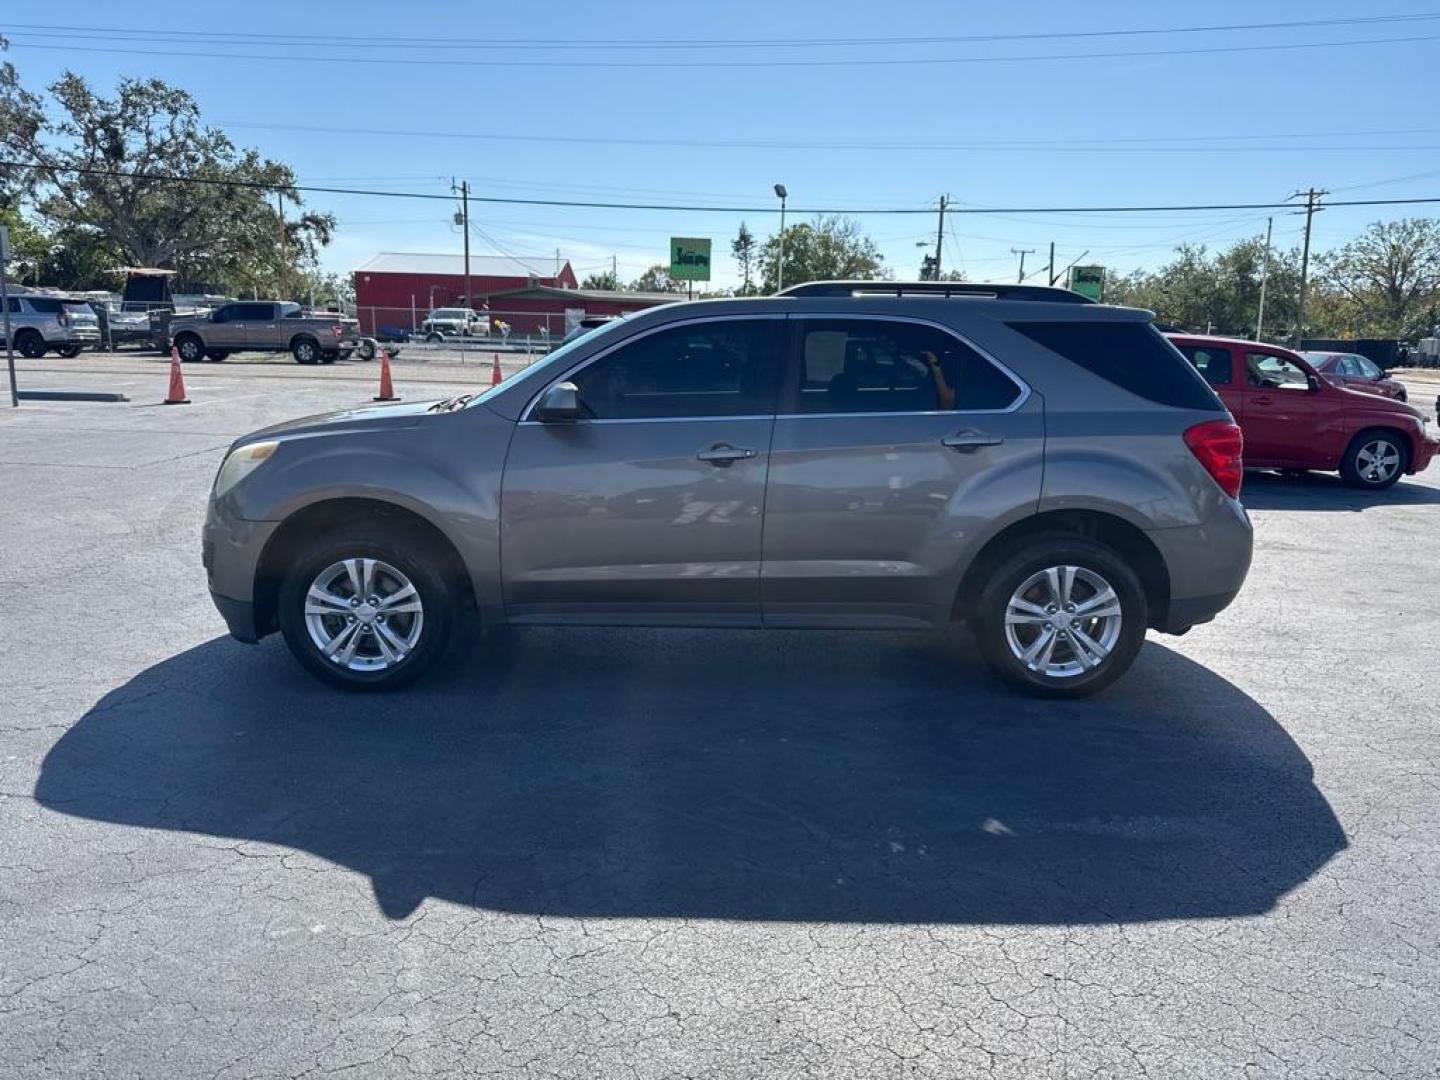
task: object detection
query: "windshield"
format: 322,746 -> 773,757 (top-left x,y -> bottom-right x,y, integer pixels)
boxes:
462,314 -> 632,409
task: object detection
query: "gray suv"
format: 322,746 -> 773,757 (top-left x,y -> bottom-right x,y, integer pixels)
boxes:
204,283 -> 1252,697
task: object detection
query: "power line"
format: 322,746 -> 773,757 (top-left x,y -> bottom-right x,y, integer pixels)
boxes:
217,119 -> 1440,155
4,32 -> 1439,69
7,160 -> 1440,217
5,12 -> 1437,49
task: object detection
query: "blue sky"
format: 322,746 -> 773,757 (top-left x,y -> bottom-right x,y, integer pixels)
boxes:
4,1 -> 1440,289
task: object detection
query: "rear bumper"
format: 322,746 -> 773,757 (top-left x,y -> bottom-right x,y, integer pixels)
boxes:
1147,496 -> 1253,633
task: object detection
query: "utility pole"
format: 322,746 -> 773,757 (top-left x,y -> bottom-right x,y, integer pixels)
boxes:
1255,216 -> 1273,341
933,195 -> 947,279
454,180 -> 471,310
1047,241 -> 1056,286
611,254 -> 618,290
1290,188 -> 1326,347
276,191 -> 287,300
1011,247 -> 1035,284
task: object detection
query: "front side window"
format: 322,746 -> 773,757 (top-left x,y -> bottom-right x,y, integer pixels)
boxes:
567,319 -> 779,420
211,305 -> 238,323
1177,345 -> 1234,387
1353,355 -> 1382,379
790,319 -> 1021,414
1245,352 -> 1311,391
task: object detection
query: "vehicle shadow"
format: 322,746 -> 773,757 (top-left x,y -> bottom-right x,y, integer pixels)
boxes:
36,628 -> 1345,924
1241,468 -> 1440,511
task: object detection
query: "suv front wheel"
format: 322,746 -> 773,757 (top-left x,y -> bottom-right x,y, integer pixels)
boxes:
976,537 -> 1147,698
277,528 -> 456,690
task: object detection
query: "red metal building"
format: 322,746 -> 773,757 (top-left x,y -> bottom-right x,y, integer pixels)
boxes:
352,252 -> 579,335
475,284 -> 678,339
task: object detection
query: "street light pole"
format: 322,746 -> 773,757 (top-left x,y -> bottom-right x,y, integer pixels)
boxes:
774,183 -> 788,292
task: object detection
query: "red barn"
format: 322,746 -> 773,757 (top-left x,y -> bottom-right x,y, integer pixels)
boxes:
352,252 -> 578,335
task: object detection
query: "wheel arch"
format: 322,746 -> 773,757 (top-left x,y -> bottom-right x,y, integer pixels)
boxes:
955,509 -> 1171,630
289,332 -> 321,353
252,497 -> 473,639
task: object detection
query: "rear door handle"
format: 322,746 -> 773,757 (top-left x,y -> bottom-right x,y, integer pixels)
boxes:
696,444 -> 757,466
941,430 -> 1004,452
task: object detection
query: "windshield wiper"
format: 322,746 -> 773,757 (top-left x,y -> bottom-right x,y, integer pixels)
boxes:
427,392 -> 478,413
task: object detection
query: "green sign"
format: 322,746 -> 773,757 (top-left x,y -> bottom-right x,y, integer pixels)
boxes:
1069,265 -> 1105,302
669,237 -> 712,282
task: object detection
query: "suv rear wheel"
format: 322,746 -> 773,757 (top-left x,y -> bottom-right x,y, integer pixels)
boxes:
976,537 -> 1147,698
1341,429 -> 1408,490
277,527 -> 455,690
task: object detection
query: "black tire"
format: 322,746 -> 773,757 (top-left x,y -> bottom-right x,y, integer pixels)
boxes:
204,349 -> 228,362
1340,428 -> 1409,490
291,337 -> 321,365
425,332 -> 444,344
277,526 -> 456,691
57,344 -> 83,358
175,334 -> 205,363
357,340 -> 377,361
319,351 -> 338,365
15,329 -> 47,359
975,536 -> 1148,698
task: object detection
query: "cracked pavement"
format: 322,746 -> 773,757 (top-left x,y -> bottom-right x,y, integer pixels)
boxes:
1,360 -> 1437,1078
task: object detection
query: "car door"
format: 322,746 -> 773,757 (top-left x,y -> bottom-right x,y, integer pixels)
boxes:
499,315 -> 783,624
242,303 -> 282,349
207,304 -> 247,348
1238,349 -> 1332,466
761,315 -> 1043,629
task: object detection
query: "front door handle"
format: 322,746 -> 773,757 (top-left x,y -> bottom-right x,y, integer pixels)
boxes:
941,430 -> 1004,452
697,444 -> 757,466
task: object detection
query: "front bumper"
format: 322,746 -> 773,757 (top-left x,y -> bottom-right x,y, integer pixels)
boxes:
1410,433 -> 1439,474
203,497 -> 278,641
210,591 -> 260,643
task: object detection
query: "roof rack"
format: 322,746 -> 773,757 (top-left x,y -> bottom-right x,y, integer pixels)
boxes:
775,280 -> 1094,304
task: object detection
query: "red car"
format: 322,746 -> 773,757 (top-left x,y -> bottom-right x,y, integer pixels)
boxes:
1300,350 -> 1408,402
1168,334 -> 1436,490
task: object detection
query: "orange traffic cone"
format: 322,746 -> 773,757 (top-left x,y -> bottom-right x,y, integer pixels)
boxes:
491,353 -> 503,386
164,346 -> 190,405
373,352 -> 399,402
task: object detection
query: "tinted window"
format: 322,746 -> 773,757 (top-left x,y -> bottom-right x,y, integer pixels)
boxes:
25,297 -> 63,314
211,305 -> 238,323
569,320 -> 779,420
1176,345 -> 1234,387
239,303 -> 277,320
790,318 -> 1021,414
1009,321 -> 1221,410
1245,351 -> 1311,391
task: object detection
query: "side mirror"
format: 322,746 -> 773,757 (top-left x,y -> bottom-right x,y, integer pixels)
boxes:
534,381 -> 581,423
1306,374 -> 1322,392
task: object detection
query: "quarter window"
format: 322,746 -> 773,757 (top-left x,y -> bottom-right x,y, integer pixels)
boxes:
789,319 -> 1021,414
566,319 -> 780,420
1177,345 -> 1234,387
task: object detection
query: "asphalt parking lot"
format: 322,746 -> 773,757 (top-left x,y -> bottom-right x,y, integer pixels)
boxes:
2,356 -> 1438,1078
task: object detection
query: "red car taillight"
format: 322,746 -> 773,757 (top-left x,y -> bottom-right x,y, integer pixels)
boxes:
331,324 -> 344,338
1184,420 -> 1244,499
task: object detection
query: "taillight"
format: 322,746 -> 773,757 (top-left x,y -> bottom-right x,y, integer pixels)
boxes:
1184,420 -> 1244,499
331,323 -> 344,338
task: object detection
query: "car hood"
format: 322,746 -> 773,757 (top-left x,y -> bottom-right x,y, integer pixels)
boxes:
234,400 -> 446,447
1334,384 -> 1423,418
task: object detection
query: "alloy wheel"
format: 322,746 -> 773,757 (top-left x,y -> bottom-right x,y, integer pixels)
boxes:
1003,565 -> 1123,679
303,558 -> 425,672
1355,439 -> 1401,484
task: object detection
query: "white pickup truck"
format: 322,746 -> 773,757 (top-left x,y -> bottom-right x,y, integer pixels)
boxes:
169,301 -> 361,365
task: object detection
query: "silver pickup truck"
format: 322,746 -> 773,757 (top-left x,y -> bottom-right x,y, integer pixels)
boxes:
169,301 -> 361,365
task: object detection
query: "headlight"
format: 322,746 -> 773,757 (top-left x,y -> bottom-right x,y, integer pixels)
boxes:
214,440 -> 278,497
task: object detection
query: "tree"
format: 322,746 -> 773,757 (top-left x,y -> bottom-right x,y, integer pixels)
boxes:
918,253 -> 965,282
1316,218 -> 1440,338
731,221 -> 758,295
581,270 -> 618,290
0,68 -> 334,294
630,264 -> 686,293
758,215 -> 885,292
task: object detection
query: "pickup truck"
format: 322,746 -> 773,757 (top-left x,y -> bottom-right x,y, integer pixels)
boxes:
169,301 -> 361,365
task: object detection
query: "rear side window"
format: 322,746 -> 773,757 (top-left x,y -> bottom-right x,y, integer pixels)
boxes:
1175,345 -> 1234,387
790,318 -> 1022,414
25,297 -> 63,314
1008,321 -> 1222,410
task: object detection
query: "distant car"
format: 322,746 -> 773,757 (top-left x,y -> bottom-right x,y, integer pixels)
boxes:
83,297 -> 153,348
1170,334 -> 1436,489
1,293 -> 102,357
169,301 -> 361,365
1301,351 -> 1408,402
420,308 -> 487,340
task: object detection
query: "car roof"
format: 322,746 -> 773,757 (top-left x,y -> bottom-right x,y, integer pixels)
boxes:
1166,332 -> 1296,351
